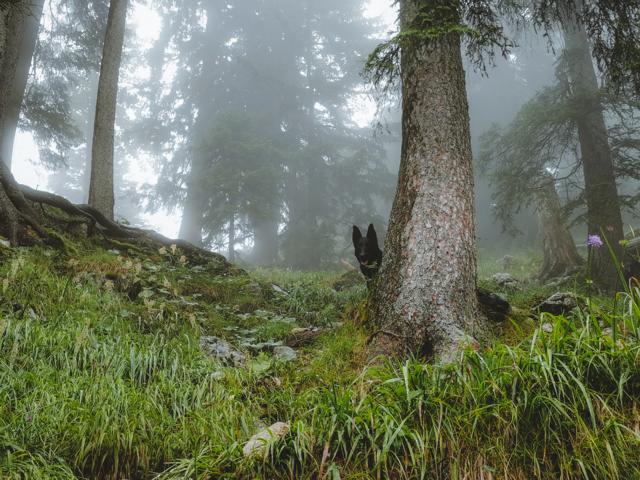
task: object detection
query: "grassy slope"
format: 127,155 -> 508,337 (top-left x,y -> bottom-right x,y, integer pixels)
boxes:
1,242 -> 639,479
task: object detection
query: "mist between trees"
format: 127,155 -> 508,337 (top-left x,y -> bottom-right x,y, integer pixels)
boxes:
1,0 -> 638,276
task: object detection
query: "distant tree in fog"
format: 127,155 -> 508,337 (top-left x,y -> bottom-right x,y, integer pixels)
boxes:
144,0 -> 393,266
479,70 -> 640,285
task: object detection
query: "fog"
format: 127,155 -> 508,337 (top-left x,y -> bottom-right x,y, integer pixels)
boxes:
9,0 -> 639,268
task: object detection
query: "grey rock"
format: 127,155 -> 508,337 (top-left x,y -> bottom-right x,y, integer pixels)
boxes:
243,422 -> 289,457
542,323 -> 554,333
271,284 -> 287,295
199,336 -> 246,366
535,292 -> 578,316
273,345 -> 297,362
491,272 -> 519,289
242,282 -> 262,295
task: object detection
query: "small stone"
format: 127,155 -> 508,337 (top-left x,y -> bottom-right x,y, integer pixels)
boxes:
602,327 -> 613,337
491,273 -> 519,289
535,292 -> 578,316
243,422 -> 289,457
242,282 -> 262,295
199,336 -> 246,366
542,323 -> 554,333
108,249 -> 121,255
273,345 -> 297,362
271,284 -> 287,295
0,239 -> 10,248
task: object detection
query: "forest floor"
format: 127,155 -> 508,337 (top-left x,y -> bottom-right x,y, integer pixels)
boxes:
1,236 -> 640,479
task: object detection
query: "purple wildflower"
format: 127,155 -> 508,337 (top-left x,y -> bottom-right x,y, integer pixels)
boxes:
587,234 -> 604,248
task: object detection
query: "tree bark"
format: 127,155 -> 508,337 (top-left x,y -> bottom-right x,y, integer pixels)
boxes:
369,0 -> 487,361
0,2 -> 23,166
561,9 -> 625,292
0,0 -> 44,169
88,0 -> 128,221
535,173 -> 583,282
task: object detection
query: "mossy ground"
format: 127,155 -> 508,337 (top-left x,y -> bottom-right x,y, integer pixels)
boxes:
1,241 -> 639,479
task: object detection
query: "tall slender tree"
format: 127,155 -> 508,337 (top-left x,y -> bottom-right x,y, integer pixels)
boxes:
88,0 -> 128,220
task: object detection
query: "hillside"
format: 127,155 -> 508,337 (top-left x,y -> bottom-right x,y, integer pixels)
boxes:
1,237 -> 640,479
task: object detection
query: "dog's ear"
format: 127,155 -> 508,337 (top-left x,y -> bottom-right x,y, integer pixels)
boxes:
366,224 -> 379,247
352,225 -> 362,246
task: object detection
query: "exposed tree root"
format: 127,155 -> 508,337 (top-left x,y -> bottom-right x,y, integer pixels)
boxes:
0,158 -> 228,265
0,160 -> 62,247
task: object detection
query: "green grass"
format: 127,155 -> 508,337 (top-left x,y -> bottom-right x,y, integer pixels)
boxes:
1,245 -> 640,479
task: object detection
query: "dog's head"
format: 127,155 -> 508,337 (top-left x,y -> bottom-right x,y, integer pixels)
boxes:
352,224 -> 382,278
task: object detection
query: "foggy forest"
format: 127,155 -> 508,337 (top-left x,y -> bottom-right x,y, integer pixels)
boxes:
1,0 -> 640,478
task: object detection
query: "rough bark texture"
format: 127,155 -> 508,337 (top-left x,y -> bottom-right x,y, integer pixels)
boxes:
369,0 -> 486,361
88,0 -> 128,221
0,0 -> 43,168
535,174 -> 584,282
0,3 -> 53,246
0,2 -> 22,166
561,10 -> 624,292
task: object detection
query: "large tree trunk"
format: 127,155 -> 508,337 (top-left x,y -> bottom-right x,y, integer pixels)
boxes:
0,2 -> 23,164
561,9 -> 625,292
0,0 -> 44,169
88,0 -> 128,220
369,0 -> 487,361
0,2 -> 50,245
535,173 -> 584,282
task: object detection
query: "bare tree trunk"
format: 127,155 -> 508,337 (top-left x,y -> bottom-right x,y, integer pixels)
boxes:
179,153 -> 206,246
535,174 -> 583,282
88,0 -> 128,221
228,212 -> 235,262
0,0 -> 43,168
370,0 -> 487,361
561,9 -> 624,292
251,213 -> 279,265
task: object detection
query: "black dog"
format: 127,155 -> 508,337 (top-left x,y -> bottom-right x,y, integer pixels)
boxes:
352,224 -> 383,279
351,224 -> 510,321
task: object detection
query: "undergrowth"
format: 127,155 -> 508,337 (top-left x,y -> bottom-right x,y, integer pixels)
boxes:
1,243 -> 639,479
